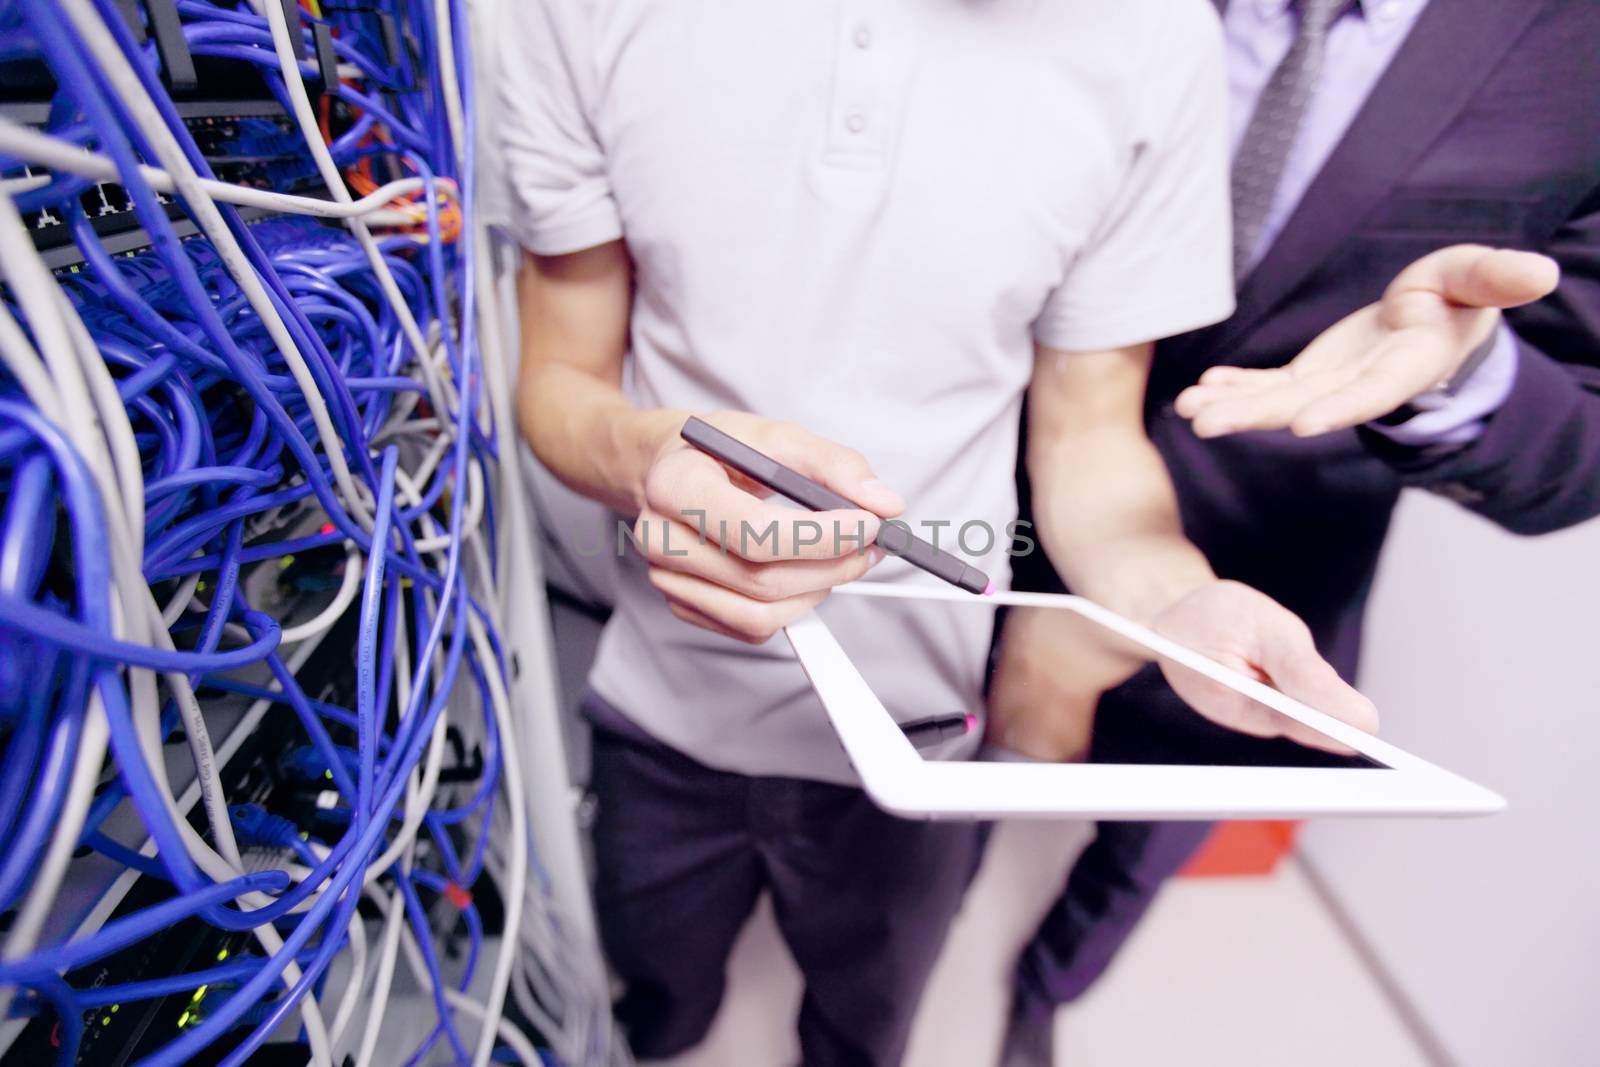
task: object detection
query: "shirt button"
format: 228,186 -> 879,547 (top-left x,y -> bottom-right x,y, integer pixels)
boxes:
853,24 -> 872,48
845,113 -> 866,134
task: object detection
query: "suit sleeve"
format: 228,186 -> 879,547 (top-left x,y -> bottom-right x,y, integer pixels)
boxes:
1363,186 -> 1600,535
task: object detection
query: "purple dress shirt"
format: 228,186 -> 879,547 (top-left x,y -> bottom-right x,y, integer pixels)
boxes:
1226,0 -> 1517,445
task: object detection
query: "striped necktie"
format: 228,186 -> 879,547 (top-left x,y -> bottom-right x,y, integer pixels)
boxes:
1231,0 -> 1352,278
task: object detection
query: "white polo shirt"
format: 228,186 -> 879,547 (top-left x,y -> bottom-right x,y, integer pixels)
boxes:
498,0 -> 1235,784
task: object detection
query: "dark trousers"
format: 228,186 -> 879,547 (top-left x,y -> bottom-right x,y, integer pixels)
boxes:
1010,664 -> 1355,1012
584,691 -> 985,1066
1013,819 -> 1211,1013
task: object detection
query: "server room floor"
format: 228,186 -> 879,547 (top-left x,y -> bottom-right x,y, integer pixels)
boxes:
652,820 -> 1431,1067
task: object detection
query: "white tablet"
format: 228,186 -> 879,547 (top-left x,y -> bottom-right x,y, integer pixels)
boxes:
784,583 -> 1505,820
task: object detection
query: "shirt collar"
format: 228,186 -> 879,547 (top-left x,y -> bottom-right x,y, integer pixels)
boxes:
1354,0 -> 1430,43
1249,0 -> 1428,41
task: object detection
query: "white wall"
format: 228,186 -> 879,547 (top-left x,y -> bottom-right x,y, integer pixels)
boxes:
1300,492 -> 1600,1067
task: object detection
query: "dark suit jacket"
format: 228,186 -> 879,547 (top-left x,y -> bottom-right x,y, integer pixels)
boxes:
1015,0 -> 1600,764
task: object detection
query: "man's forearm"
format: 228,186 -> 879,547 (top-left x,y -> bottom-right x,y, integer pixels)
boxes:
1008,350 -> 1377,748
1029,425 -> 1214,626
513,242 -> 682,515
1025,343 -> 1214,626
517,361 -> 681,515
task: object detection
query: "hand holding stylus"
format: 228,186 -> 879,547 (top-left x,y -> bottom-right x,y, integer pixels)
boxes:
637,412 -> 900,643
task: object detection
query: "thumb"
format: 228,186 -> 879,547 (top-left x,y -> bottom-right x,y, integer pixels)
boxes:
770,425 -> 906,518
1255,615 -> 1380,737
1388,245 -> 1559,311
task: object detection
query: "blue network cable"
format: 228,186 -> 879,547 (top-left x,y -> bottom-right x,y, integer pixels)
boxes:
0,0 -> 527,1063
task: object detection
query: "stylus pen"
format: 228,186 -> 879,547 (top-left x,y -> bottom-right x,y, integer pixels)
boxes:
900,712 -> 977,749
680,417 -> 994,596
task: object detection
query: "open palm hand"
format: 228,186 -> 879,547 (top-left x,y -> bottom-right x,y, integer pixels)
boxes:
1176,245 -> 1559,438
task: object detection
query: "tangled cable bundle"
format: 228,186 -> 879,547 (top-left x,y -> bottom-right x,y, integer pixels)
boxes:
0,1 -> 615,1064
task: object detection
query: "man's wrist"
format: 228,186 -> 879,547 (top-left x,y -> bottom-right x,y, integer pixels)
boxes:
622,407 -> 690,512
1070,539 -> 1215,629
1366,321 -> 1519,446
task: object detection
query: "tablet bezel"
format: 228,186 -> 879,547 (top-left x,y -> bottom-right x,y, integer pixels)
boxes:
784,584 -> 1506,820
